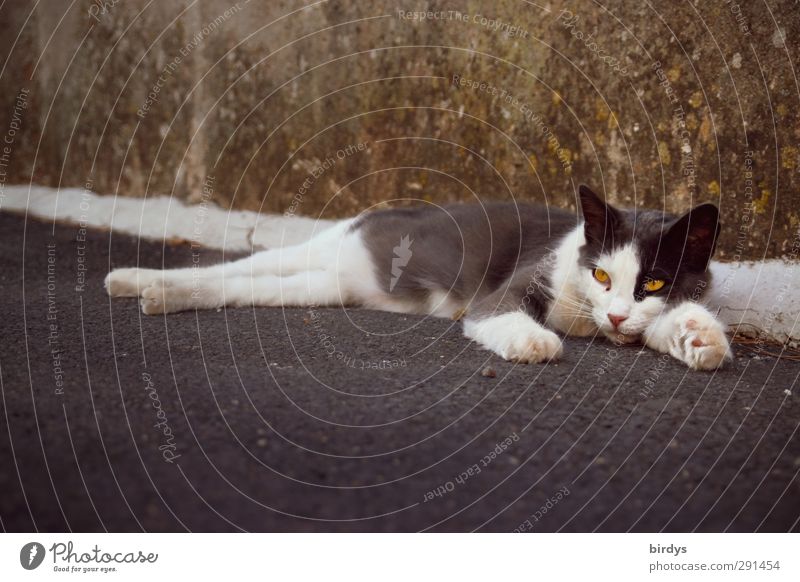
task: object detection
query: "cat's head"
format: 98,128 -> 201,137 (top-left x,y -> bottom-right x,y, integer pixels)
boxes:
577,185 -> 719,343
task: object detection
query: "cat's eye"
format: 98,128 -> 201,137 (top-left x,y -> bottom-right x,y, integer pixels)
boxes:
593,268 -> 610,284
643,278 -> 665,292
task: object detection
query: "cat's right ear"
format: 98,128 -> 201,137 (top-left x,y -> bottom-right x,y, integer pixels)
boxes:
579,185 -> 619,247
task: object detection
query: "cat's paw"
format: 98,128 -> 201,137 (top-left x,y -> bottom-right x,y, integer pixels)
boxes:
105,268 -> 162,297
140,282 -> 166,314
673,313 -> 731,370
105,269 -> 139,297
140,281 -> 187,315
668,307 -> 732,370
464,312 -> 563,364
503,328 -> 563,364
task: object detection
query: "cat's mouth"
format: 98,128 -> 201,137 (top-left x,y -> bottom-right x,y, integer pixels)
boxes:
604,330 -> 642,345
593,315 -> 644,345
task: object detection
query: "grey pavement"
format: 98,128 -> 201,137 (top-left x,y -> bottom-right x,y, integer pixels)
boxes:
0,213 -> 798,532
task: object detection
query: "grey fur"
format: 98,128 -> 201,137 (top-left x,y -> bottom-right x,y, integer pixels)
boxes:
357,202 -> 576,319
357,186 -> 720,325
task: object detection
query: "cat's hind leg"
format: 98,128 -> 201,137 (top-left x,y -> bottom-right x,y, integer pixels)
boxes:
105,219 -> 354,298
105,249 -> 299,299
140,270 -> 351,315
105,250 -> 304,298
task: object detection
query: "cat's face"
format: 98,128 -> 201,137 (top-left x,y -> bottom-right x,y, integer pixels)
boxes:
576,185 -> 719,342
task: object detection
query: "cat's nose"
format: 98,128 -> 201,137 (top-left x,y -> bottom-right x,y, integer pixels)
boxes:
607,314 -> 628,329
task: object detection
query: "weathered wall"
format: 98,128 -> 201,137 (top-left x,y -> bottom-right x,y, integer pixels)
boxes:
1,0 -> 798,259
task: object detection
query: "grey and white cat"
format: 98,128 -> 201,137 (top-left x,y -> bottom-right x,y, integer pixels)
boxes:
105,185 -> 732,370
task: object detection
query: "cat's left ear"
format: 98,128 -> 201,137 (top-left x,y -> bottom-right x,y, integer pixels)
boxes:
579,184 -> 621,248
663,203 -> 720,271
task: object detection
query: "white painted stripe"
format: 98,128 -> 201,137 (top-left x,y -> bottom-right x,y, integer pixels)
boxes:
707,261 -> 799,346
0,184 -> 333,252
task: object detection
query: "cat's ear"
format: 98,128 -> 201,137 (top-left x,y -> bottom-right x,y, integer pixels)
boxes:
579,185 -> 620,247
663,203 -> 720,271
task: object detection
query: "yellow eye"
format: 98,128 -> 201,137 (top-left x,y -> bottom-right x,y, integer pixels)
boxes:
593,268 -> 610,283
644,279 -> 665,292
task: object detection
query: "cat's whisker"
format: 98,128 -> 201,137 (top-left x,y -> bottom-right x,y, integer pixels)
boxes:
560,312 -> 595,321
550,306 -> 595,320
546,293 -> 594,312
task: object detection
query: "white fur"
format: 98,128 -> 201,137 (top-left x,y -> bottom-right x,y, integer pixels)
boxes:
426,290 -> 464,319
592,244 -> 666,342
106,219 -> 384,314
534,224 -> 728,368
105,220 -> 730,369
545,226 -> 597,336
546,228 -> 667,343
643,302 -> 732,370
463,312 -> 563,363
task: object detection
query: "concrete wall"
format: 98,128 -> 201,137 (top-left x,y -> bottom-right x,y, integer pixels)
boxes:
1,0 -> 798,259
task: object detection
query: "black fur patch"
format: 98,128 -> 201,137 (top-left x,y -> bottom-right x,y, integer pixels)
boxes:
578,185 -> 718,304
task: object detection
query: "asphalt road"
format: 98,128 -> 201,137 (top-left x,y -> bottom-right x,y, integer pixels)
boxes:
0,212 -> 798,532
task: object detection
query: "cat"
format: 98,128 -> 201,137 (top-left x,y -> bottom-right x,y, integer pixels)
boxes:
105,185 -> 732,370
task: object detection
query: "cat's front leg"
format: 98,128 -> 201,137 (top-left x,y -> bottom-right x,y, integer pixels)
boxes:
463,312 -> 563,364
643,302 -> 732,370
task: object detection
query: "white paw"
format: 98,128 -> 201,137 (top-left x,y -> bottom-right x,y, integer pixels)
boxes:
670,308 -> 732,370
140,282 -> 180,315
501,328 -> 563,363
104,268 -> 139,297
464,312 -> 563,364
105,268 -> 162,297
